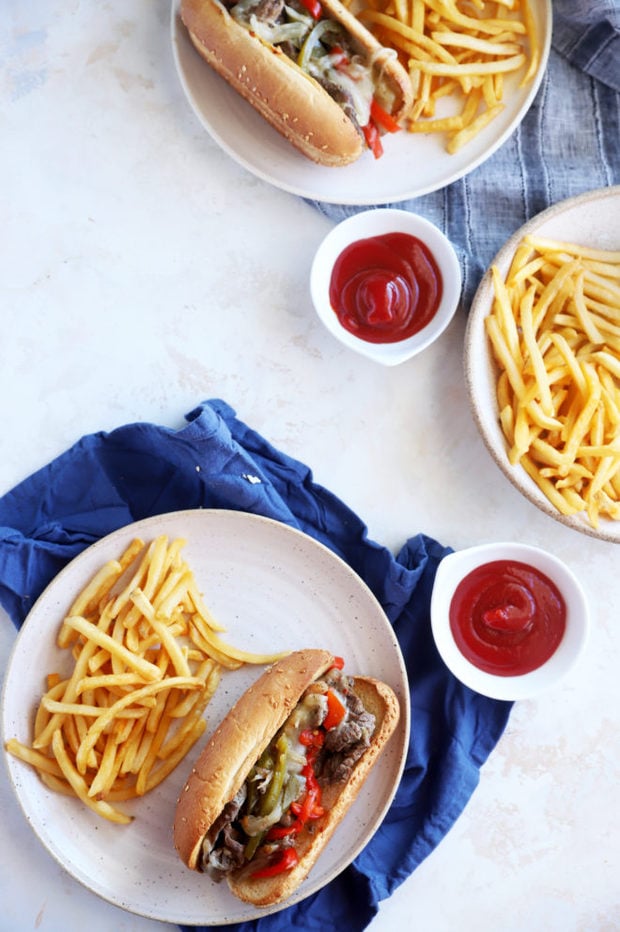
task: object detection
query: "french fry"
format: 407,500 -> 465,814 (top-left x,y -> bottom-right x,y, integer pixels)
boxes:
129,588 -> 192,678
4,738 -> 65,778
486,236 -> 620,528
63,615 -> 164,683
5,535 -> 289,823
64,561 -> 122,630
52,729 -> 132,825
445,101 -> 504,153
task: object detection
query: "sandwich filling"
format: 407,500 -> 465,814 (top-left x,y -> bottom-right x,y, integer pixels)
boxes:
220,0 -> 402,155
201,662 -> 376,878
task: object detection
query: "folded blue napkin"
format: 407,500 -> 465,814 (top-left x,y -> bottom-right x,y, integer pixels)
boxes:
553,0 -> 620,91
0,400 -> 511,931
311,8 -> 620,309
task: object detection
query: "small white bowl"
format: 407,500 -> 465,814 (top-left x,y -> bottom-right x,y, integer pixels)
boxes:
430,542 -> 590,701
310,208 -> 462,366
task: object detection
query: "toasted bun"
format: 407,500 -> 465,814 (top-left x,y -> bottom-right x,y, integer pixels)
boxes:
180,0 -> 412,167
174,649 -> 335,870
173,649 -> 400,907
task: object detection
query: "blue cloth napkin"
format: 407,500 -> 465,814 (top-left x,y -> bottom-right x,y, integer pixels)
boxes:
311,4 -> 620,309
0,400 -> 511,931
553,0 -> 620,90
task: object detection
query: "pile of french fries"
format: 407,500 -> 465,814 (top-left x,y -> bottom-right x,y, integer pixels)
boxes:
5,535 -> 285,824
349,0 -> 539,153
485,235 -> 620,529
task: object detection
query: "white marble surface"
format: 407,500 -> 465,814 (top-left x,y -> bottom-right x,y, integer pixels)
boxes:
1,3 -> 618,931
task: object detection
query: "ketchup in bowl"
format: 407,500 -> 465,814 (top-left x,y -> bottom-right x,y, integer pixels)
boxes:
449,560 -> 567,677
328,232 -> 443,344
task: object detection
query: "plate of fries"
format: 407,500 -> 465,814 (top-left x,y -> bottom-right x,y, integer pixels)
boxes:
171,0 -> 551,205
465,186 -> 620,542
1,509 -> 409,923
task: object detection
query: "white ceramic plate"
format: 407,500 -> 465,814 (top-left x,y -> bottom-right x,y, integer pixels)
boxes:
465,186 -> 620,544
1,510 -> 409,925
170,0 -> 551,205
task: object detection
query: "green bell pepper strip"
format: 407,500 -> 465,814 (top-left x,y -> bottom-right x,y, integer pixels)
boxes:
260,733 -> 289,816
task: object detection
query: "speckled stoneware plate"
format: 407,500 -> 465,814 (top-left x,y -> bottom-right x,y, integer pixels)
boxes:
170,0 -> 551,205
1,510 -> 409,925
464,186 -> 620,544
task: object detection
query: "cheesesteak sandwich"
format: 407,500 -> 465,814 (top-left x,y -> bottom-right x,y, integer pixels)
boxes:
173,648 -> 400,906
180,0 -> 413,166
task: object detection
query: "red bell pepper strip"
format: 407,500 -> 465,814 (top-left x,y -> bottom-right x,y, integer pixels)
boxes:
323,688 -> 346,731
299,0 -> 322,18
330,656 -> 345,670
299,728 -> 325,749
267,794 -> 324,841
251,846 -> 299,878
330,45 -> 349,70
290,781 -> 324,821
370,98 -> 402,134
362,121 -> 384,159
266,822 -> 301,840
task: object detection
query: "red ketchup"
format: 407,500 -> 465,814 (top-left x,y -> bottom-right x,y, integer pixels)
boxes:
328,232 -> 443,344
449,560 -> 566,677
